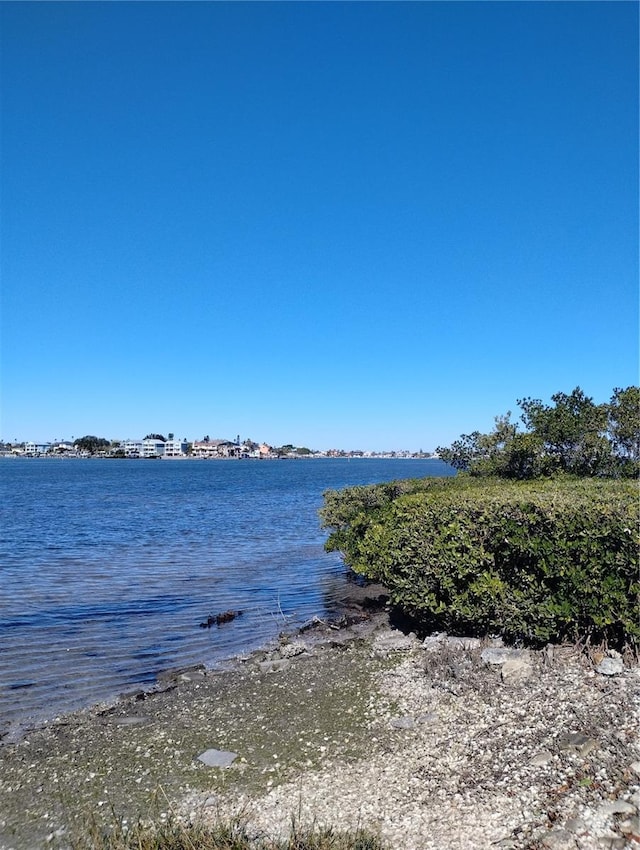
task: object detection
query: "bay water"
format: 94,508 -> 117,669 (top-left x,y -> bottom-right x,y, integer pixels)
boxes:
0,457 -> 452,731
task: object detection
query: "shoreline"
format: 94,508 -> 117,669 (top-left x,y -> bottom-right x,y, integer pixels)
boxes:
0,577 -> 389,746
1,590 -> 639,850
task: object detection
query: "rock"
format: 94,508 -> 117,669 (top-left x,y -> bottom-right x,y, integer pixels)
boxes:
416,712 -> 438,725
559,732 -> 599,757
501,658 -> 534,685
423,633 -> 481,652
199,610 -> 243,628
597,800 -> 637,817
445,636 -> 482,651
480,647 -> 529,665
529,750 -> 554,766
197,749 -> 238,768
619,815 -> 640,840
595,657 -> 624,676
390,716 -> 415,730
631,761 -> 640,777
422,632 -> 448,651
540,828 -> 577,849
372,631 -> 417,655
157,664 -> 206,684
179,670 -> 206,682
597,838 -> 627,849
279,641 -> 308,659
257,659 -> 291,673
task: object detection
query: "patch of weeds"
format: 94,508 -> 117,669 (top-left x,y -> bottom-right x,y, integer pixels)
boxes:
61,811 -> 386,850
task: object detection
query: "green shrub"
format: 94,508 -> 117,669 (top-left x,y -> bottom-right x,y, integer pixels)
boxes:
321,477 -> 639,648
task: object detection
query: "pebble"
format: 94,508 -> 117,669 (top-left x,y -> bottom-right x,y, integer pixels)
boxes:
372,631 -> 418,654
279,641 -> 308,659
529,750 -> 554,766
619,815 -> 640,838
197,749 -> 238,768
597,800 -> 637,816
540,829 -> 578,849
595,657 -> 624,676
559,732 -> 599,757
390,716 -> 415,730
480,647 -> 530,665
501,658 -> 534,685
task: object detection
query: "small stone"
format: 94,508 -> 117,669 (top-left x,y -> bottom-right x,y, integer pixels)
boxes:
390,716 -> 415,730
179,671 -> 206,682
501,658 -> 534,685
416,712 -> 438,725
598,800 -> 637,817
372,632 -> 417,654
631,761 -> 640,777
480,647 -> 529,665
619,816 -> 640,839
529,750 -> 554,766
423,632 -> 448,650
279,641 -> 307,659
595,657 -> 624,676
445,636 -> 481,651
197,749 -> 238,768
559,732 -> 599,757
540,828 -> 577,849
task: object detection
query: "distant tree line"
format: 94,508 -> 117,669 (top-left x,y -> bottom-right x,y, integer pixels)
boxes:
436,386 -> 639,479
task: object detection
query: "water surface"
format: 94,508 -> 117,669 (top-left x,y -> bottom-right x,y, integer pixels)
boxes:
0,457 -> 452,729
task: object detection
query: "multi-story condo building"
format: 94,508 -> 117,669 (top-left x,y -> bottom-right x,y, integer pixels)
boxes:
142,438 -> 165,458
164,438 -> 189,457
123,440 -> 143,458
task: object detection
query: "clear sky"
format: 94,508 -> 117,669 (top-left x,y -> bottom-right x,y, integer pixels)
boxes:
1,2 -> 637,451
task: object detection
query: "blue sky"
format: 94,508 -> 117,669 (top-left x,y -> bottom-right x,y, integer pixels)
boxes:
1,2 -> 637,451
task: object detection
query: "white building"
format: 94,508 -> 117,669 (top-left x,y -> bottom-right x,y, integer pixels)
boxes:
24,442 -> 51,456
123,440 -> 143,458
164,438 -> 189,457
142,438 -> 165,458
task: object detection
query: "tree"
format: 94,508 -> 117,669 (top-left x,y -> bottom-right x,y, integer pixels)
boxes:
608,386 -> 640,460
436,431 -> 485,471
437,386 -> 638,480
608,386 -> 640,475
144,433 -> 166,442
274,444 -> 295,457
518,387 -> 609,475
74,436 -> 111,455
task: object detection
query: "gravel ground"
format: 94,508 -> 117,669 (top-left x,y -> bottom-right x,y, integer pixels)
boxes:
1,606 -> 639,850
190,626 -> 640,850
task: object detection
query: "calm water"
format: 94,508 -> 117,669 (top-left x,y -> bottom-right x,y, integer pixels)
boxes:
0,457 -> 452,731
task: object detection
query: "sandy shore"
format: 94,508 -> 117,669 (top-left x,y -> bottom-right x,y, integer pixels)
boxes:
1,588 -> 639,850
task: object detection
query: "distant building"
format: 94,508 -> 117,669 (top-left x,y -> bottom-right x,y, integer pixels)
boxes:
142,438 -> 165,458
24,442 -> 51,456
164,438 -> 189,457
123,440 -> 143,458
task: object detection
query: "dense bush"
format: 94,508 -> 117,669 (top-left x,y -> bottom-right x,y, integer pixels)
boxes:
321,477 -> 639,648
